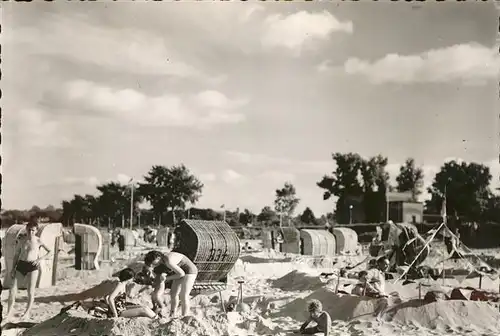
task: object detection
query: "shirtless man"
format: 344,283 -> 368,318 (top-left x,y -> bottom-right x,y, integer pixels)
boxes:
299,299 -> 331,336
6,220 -> 52,320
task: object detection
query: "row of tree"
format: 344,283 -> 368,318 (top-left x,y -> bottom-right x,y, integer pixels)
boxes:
317,153 -> 499,223
1,154 -> 498,228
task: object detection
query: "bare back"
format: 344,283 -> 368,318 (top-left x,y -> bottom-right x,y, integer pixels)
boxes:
312,312 -> 330,331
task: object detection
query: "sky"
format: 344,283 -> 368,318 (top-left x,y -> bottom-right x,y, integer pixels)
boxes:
2,1 -> 500,216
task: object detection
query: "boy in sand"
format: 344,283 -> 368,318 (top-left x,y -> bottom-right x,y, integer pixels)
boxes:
6,220 -> 52,321
298,299 -> 331,336
105,268 -> 158,319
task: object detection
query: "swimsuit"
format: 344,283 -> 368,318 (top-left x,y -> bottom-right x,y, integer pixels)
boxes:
152,255 -> 198,275
16,260 -> 39,276
178,255 -> 198,275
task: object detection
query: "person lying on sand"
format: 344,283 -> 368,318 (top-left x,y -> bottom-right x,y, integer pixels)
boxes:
105,268 -> 158,319
6,220 -> 52,321
298,299 -> 331,336
143,250 -> 198,318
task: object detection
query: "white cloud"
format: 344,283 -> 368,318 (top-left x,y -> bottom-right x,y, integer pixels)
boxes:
64,79 -> 246,129
259,170 -> 296,183
261,11 -> 353,53
344,43 -> 500,85
225,150 -> 291,165
316,60 -> 334,73
10,14 -> 205,79
195,90 -> 248,109
12,108 -> 74,148
221,169 -> 246,184
116,174 -> 133,185
200,173 -> 217,183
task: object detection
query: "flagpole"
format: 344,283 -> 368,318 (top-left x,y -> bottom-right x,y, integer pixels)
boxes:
129,178 -> 134,230
442,184 -> 447,285
386,192 -> 389,222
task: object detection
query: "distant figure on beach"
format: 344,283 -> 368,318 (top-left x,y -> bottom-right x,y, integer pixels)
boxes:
298,299 -> 331,335
6,220 -> 52,321
351,257 -> 389,298
143,250 -> 198,317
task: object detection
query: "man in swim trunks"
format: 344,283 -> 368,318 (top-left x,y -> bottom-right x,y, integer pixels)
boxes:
299,299 -> 331,336
6,220 -> 52,320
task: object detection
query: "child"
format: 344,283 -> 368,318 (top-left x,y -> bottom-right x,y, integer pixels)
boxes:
6,220 -> 52,320
351,271 -> 383,298
106,268 -> 158,319
299,299 -> 331,336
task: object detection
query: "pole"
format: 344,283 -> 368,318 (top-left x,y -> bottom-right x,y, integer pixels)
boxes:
279,207 -> 283,227
130,180 -> 134,230
386,193 -> 390,222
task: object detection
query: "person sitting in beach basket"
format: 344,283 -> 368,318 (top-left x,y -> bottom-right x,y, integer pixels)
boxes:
6,220 -> 52,321
143,250 -> 198,318
298,299 -> 331,336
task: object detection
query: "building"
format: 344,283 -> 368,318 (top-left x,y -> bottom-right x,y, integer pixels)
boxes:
386,192 -> 424,224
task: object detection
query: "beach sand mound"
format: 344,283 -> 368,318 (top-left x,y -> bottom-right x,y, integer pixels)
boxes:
276,286 -> 386,321
156,316 -> 220,336
21,310 -> 156,336
277,286 -> 500,333
271,270 -> 324,291
389,300 -> 500,332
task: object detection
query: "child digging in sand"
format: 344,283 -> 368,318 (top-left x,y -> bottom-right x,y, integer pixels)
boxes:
105,268 -> 158,319
298,299 -> 331,336
6,220 -> 52,321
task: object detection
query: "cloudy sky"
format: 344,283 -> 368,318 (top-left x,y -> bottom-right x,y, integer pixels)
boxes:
3,2 -> 499,216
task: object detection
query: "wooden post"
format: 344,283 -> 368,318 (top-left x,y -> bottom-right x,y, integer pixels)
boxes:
478,274 -> 483,289
418,282 -> 422,299
238,280 -> 244,304
219,291 -> 226,314
442,261 -> 446,285
52,236 -> 61,286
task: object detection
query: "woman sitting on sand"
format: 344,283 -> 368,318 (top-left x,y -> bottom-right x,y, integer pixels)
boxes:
143,250 -> 198,318
6,220 -> 52,321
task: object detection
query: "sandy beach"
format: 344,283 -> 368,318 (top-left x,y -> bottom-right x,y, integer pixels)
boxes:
2,239 -> 500,336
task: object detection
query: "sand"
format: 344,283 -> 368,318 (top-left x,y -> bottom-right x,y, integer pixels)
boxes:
2,241 -> 500,336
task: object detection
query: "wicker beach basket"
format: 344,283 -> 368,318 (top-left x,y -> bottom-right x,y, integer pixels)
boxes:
173,219 -> 241,283
300,229 -> 336,256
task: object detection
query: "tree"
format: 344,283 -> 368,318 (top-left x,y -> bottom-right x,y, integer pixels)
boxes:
426,160 -> 492,221
239,209 -> 255,226
274,182 -> 300,226
95,183 -> 129,227
257,206 -> 279,226
139,165 -> 203,226
300,207 -> 317,225
395,158 -> 424,201
360,155 -> 391,222
318,153 -> 390,223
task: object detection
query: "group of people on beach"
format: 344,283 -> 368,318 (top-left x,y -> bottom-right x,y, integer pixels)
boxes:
4,220 -> 199,322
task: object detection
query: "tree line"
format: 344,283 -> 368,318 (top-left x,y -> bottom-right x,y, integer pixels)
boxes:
1,153 -> 499,228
